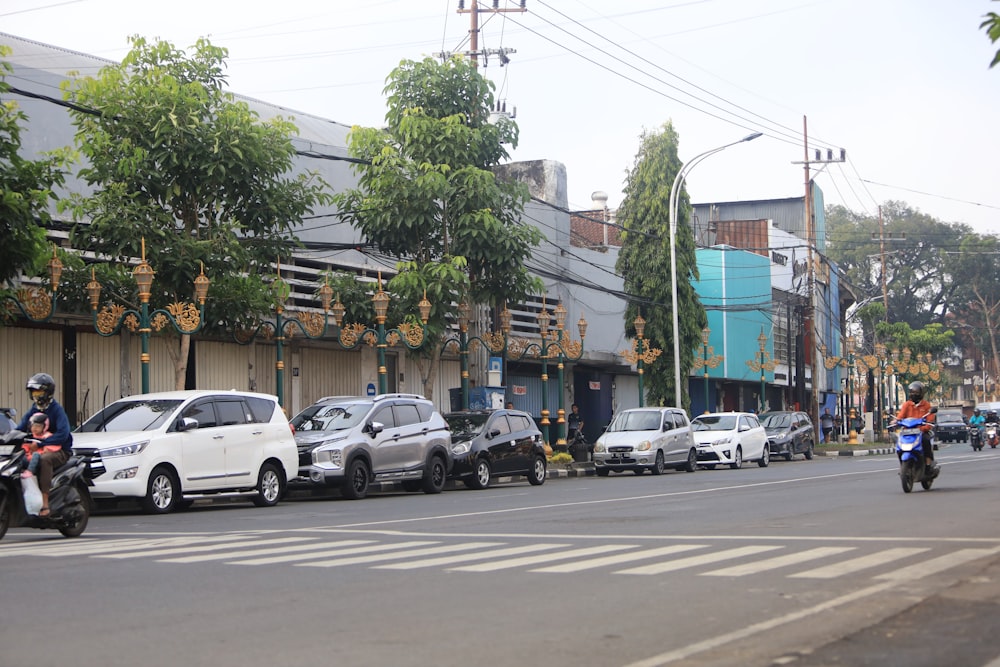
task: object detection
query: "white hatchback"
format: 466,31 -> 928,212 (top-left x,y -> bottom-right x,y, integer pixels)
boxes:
73,390 -> 298,513
692,412 -> 769,469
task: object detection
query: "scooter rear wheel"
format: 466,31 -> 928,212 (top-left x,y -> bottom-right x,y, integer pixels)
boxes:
0,495 -> 9,541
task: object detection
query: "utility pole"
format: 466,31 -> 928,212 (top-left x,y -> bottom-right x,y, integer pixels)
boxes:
447,1 -> 527,68
871,205 -> 905,321
792,115 -> 846,430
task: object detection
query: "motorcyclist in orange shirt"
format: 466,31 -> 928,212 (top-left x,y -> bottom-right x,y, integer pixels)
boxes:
895,381 -> 938,474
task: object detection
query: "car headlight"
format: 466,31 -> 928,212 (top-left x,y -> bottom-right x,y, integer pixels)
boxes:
593,442 -> 605,453
711,436 -> 732,446
451,441 -> 472,456
313,448 -> 343,466
637,440 -> 652,451
99,441 -> 149,458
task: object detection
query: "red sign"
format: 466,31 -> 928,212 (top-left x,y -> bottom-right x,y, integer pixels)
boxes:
589,381 -> 601,390
512,385 -> 527,395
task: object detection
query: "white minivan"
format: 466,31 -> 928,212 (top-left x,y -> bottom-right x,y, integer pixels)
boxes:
73,390 -> 298,513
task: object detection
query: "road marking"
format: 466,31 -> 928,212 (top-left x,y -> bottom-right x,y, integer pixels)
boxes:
874,547 -> 1000,581
161,539 -> 375,563
617,545 -> 782,575
531,544 -> 709,573
450,544 -> 637,572
297,541 -> 505,568
700,546 -> 856,577
375,543 -> 569,570
95,536 -> 318,559
229,540 -> 441,565
0,534 -> 255,557
789,547 -> 929,579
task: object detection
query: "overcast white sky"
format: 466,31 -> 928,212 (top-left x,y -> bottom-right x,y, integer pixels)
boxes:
5,0 -> 1000,232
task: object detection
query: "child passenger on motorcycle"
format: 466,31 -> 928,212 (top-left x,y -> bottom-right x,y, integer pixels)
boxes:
895,381 -> 938,473
21,412 -> 57,479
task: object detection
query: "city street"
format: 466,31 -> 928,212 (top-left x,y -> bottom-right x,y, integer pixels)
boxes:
4,443 -> 1000,667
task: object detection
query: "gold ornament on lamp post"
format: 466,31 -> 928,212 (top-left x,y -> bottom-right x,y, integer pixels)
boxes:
621,314 -> 662,408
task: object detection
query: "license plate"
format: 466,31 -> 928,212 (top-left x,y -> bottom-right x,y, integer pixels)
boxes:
900,428 -> 921,436
0,444 -> 12,456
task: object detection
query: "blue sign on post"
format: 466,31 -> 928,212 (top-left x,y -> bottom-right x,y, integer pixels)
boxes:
367,382 -> 376,397
489,357 -> 502,373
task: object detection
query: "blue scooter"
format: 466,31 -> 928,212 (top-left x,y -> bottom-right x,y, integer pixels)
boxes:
891,407 -> 938,494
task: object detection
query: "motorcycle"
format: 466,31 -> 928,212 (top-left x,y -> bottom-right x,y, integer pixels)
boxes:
970,425 -> 984,451
891,407 -> 938,494
0,430 -> 92,540
986,423 -> 1000,449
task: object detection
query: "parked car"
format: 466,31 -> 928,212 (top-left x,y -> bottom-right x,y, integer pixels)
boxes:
759,410 -> 815,461
692,412 -> 769,469
592,407 -> 698,476
289,393 -> 452,500
73,390 -> 298,514
935,408 -> 969,443
444,409 -> 547,489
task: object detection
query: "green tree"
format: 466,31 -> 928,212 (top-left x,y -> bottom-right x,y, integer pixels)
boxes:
0,47 -> 68,292
945,233 -> 1000,382
334,56 -> 543,399
59,36 -> 331,389
825,202 -> 967,329
615,122 -> 706,410
982,2 -> 1000,68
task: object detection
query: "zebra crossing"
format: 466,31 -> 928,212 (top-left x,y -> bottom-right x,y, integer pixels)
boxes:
1,532 -> 997,580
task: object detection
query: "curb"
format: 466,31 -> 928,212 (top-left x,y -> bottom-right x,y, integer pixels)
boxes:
816,447 -> 895,457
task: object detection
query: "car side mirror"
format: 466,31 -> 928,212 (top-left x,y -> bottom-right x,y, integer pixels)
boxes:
929,407 -> 938,414
487,428 -> 502,439
177,417 -> 199,432
365,421 -> 385,437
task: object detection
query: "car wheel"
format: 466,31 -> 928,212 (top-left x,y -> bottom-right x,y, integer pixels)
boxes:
651,450 -> 665,475
142,466 -> 179,514
341,458 -> 371,500
729,446 -> 743,470
596,468 -> 610,477
804,442 -> 814,460
251,462 -> 283,507
421,455 -> 447,494
527,456 -> 546,486
784,448 -> 793,462
469,458 -> 492,490
683,448 -> 698,473
758,446 -> 770,468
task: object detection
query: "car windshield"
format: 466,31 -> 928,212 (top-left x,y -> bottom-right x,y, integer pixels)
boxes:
445,414 -> 489,438
939,411 -> 963,422
760,414 -> 790,428
291,403 -> 369,432
78,399 -> 182,432
692,415 -> 737,431
608,410 -> 663,432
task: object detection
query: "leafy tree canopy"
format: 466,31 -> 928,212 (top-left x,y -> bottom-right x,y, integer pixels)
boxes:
615,121 -> 706,410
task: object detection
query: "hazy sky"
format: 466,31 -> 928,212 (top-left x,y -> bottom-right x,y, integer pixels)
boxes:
5,0 -> 999,232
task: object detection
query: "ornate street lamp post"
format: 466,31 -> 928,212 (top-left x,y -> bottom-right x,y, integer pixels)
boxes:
331,275 -> 431,395
234,263 -> 334,408
506,300 -> 587,449
621,314 -> 662,408
691,326 -> 723,414
441,301 -> 508,411
822,336 -> 857,442
87,239 -> 209,394
746,328 -> 777,413
2,247 -> 63,322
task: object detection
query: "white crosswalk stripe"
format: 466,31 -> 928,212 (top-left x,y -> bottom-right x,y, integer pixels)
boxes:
530,544 -> 709,574
162,539 -> 375,564
95,536 -> 318,559
297,541 -> 506,568
376,543 -> 570,570
700,546 -> 857,577
229,540 -> 441,566
450,544 -> 637,573
789,547 -> 929,579
874,547 -> 1000,581
616,545 -> 783,576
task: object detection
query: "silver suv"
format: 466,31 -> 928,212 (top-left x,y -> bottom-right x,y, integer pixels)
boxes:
290,394 -> 452,500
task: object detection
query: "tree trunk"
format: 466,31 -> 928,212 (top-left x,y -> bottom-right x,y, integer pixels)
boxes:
165,333 -> 191,391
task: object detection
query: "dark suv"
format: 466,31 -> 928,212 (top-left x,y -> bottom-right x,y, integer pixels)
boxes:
445,409 -> 547,489
935,409 -> 969,443
759,411 -> 815,461
290,394 -> 452,500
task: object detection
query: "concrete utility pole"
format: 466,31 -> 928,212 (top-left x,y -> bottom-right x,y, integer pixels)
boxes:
872,205 -> 905,321
792,115 -> 846,430
450,0 -> 527,68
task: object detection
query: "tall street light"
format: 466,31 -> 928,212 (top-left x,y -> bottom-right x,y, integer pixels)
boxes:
441,301 -> 508,411
668,131 -> 762,407
691,326 -> 723,414
2,246 -> 63,322
746,328 -> 777,413
621,314 -> 662,408
88,239 -> 210,394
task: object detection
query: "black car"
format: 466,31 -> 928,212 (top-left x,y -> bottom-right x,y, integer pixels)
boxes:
759,411 -> 815,461
445,409 -> 547,489
935,409 -> 969,443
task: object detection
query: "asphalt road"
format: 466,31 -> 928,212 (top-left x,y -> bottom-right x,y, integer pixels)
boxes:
4,442 -> 1000,667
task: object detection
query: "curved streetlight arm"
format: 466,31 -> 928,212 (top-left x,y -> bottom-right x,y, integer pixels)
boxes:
668,131 -> 762,407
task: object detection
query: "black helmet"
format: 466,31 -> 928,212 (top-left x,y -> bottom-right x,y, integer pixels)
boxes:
907,381 -> 925,403
975,408 -> 981,415
26,372 -> 56,410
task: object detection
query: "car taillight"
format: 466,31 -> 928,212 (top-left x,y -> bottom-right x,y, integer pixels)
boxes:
289,423 -> 296,435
